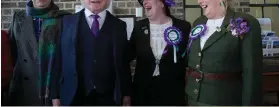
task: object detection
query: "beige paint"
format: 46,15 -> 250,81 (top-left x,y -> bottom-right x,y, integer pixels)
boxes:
185,8 -> 202,25
264,7 -> 279,36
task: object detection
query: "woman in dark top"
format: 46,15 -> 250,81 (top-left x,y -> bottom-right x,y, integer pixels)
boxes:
126,0 -> 191,105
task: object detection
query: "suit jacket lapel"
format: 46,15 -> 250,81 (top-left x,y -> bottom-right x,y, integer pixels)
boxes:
71,10 -> 82,45
102,11 -> 117,58
99,10 -> 112,35
19,12 -> 38,52
202,9 -> 235,51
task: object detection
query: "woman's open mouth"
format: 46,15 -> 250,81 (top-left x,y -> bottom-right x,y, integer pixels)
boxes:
145,6 -> 152,12
201,5 -> 208,9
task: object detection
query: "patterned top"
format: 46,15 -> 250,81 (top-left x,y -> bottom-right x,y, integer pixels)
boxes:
150,20 -> 173,76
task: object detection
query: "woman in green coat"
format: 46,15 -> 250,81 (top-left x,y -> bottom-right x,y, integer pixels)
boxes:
186,0 -> 262,106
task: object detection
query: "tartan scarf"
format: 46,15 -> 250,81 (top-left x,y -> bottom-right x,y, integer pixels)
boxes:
26,0 -> 70,103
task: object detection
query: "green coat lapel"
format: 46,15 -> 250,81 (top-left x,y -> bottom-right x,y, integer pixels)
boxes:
202,9 -> 235,51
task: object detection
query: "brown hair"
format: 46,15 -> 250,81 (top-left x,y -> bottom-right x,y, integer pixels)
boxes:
161,0 -> 171,16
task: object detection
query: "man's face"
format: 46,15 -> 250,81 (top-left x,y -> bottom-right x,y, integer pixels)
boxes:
83,0 -> 109,14
32,0 -> 52,9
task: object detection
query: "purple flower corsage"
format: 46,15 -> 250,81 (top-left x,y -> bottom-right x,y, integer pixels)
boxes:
228,17 -> 250,39
164,26 -> 182,63
187,24 -> 207,53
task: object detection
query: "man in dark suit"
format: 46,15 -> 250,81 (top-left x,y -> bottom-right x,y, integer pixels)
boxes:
50,0 -> 132,106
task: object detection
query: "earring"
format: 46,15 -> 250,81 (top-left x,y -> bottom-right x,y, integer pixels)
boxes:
220,1 -> 224,6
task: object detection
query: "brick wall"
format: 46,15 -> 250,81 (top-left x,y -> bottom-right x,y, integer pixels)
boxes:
233,0 -> 250,13
1,0 -> 250,30
1,0 -> 184,30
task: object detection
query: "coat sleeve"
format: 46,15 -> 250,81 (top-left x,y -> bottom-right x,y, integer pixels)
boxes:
241,15 -> 263,106
1,30 -> 14,88
182,21 -> 191,67
50,19 -> 63,99
126,22 -> 138,63
119,21 -> 133,97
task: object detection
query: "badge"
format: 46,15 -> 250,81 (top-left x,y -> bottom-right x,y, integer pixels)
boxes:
216,26 -> 221,32
187,24 -> 207,53
164,26 -> 182,63
189,24 -> 207,39
144,29 -> 149,34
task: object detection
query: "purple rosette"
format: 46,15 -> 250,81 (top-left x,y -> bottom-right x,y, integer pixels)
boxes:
164,26 -> 182,63
189,24 -> 207,39
164,26 -> 183,45
187,24 -> 207,53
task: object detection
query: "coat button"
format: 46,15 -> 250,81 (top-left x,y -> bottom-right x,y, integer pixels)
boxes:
194,89 -> 199,94
93,60 -> 96,63
198,52 -> 201,57
196,78 -> 201,83
23,59 -> 27,63
196,64 -> 200,69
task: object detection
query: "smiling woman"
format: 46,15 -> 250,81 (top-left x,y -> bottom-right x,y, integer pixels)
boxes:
127,0 -> 191,106
186,0 -> 263,106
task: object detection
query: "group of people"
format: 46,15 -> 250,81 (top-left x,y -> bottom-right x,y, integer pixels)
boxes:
1,0 -> 263,106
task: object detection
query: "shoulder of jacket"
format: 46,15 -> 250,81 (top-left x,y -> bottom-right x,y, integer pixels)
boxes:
12,10 -> 25,18
234,12 -> 260,26
192,16 -> 206,27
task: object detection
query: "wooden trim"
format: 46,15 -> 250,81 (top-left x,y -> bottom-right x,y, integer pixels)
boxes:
263,72 -> 279,76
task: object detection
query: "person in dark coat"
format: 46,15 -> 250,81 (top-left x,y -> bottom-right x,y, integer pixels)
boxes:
127,0 -> 191,105
186,0 -> 262,106
8,0 -> 70,105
